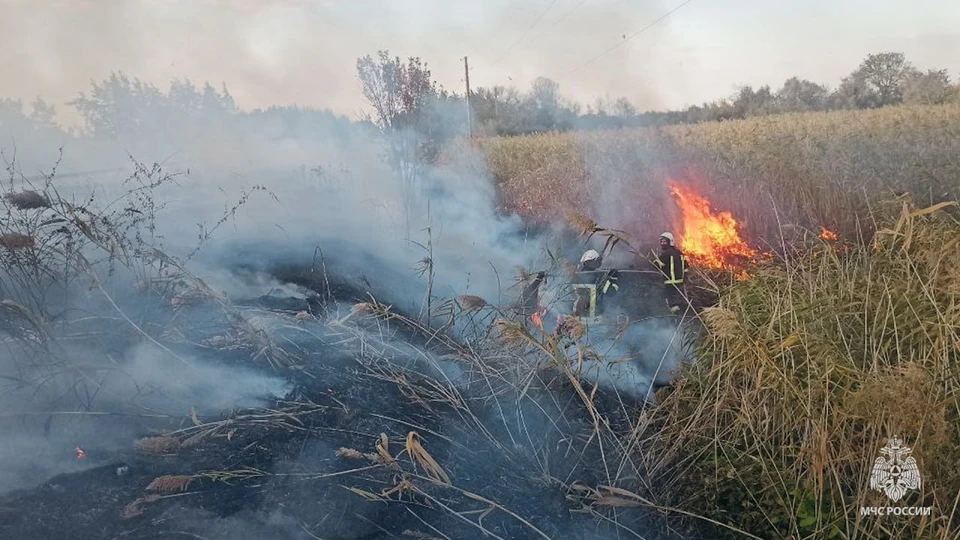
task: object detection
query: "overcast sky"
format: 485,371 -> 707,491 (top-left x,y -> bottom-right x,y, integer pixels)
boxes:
2,0 -> 958,126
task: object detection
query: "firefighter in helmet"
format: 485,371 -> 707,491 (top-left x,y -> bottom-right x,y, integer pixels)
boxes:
579,249 -> 602,271
574,249 -> 619,316
653,232 -> 688,313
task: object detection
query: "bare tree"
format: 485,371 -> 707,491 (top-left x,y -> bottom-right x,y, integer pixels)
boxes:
529,77 -> 560,110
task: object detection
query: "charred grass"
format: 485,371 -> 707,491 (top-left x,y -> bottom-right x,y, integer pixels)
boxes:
0,153 -> 672,538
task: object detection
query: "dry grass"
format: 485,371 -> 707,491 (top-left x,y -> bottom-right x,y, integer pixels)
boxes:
449,106 -> 960,537
627,197 -> 960,539
0,299 -> 48,346
405,431 -> 451,485
472,104 -> 960,245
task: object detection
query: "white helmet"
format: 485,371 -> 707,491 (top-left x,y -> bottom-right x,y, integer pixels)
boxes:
580,249 -> 601,263
659,232 -> 674,244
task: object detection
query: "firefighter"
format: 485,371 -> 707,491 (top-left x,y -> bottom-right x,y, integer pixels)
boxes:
653,232 -> 688,313
575,249 -> 619,316
579,249 -> 602,271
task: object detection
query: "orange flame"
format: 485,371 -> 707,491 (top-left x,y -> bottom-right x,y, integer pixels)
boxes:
530,307 -> 546,329
76,446 -> 86,459
819,227 -> 837,241
667,182 -> 756,272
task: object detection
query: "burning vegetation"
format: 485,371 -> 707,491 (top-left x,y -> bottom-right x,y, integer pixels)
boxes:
667,180 -> 759,277
636,197 -> 960,539
1,59 -> 959,540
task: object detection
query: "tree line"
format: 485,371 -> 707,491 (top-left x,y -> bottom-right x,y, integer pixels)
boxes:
465,51 -> 960,134
0,50 -> 956,149
350,49 -> 960,168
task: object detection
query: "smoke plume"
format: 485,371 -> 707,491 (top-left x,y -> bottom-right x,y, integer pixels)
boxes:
0,60 -> 690,538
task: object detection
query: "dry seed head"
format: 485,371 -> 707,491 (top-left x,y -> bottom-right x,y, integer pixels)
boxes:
557,315 -> 586,340
134,436 -> 181,454
336,447 -> 364,459
4,190 -> 51,210
0,233 -> 35,249
145,475 -> 194,493
495,319 -> 532,347
699,307 -> 741,339
352,302 -> 375,314
458,295 -> 487,311
566,211 -> 598,235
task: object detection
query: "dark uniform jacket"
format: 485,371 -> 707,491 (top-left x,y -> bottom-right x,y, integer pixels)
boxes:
655,246 -> 688,285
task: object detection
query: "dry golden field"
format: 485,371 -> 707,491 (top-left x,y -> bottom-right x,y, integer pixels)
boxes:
461,105 -> 960,539
471,104 -> 960,250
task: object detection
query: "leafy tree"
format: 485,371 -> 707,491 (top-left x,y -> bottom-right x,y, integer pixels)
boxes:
902,69 -> 953,105
776,77 -> 829,112
837,52 -> 919,108
355,50 -> 463,234
67,72 -> 237,140
831,73 -> 879,109
731,85 -> 776,117
469,86 -> 524,136
0,98 -> 66,139
518,77 -> 579,133
356,51 -> 439,135
29,98 -> 58,129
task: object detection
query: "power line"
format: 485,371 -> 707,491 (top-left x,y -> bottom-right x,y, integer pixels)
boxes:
490,0 -> 560,67
561,0 -> 694,78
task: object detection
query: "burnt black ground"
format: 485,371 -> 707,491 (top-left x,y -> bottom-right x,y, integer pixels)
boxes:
0,269 -> 697,540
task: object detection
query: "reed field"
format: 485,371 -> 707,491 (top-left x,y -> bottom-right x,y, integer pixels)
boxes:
632,198 -> 960,539
474,104 -> 960,246
466,105 -> 960,538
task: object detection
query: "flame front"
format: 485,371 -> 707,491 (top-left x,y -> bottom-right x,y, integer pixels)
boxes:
668,181 -> 756,273
819,227 -> 837,241
530,308 -> 545,328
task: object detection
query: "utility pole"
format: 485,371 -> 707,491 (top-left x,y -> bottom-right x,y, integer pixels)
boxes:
463,56 -> 472,138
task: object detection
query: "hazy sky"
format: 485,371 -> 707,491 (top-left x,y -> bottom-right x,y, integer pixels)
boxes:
2,0 -> 959,126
